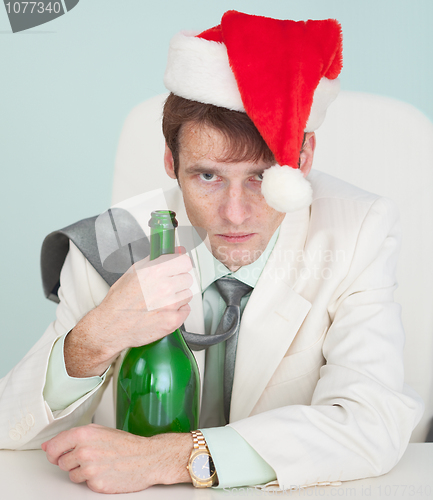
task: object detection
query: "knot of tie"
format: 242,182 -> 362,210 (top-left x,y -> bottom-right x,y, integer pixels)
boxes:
215,277 -> 253,307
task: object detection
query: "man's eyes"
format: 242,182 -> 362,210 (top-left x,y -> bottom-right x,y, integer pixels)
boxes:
199,173 -> 217,182
198,173 -> 264,182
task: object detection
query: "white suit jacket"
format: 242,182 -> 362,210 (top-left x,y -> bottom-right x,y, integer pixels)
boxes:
0,170 -> 423,488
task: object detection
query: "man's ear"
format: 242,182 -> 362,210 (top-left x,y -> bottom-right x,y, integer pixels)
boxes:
299,132 -> 316,178
164,144 -> 177,180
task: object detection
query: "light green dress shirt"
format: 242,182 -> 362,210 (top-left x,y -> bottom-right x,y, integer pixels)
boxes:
43,228 -> 280,488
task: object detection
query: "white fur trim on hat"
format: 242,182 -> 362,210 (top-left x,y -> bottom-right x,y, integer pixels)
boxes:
261,165 -> 313,213
164,32 -> 339,131
164,32 -> 245,112
305,77 -> 340,131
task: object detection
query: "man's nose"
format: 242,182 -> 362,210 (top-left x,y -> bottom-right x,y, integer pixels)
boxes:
220,185 -> 251,226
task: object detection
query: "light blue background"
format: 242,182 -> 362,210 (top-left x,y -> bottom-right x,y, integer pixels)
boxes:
0,0 -> 432,378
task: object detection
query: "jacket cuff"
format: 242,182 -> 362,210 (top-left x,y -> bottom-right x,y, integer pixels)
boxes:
43,331 -> 108,411
200,426 -> 276,489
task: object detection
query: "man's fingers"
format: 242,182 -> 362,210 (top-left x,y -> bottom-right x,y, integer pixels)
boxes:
150,286 -> 193,312
44,431 -> 78,465
69,467 -> 86,484
173,288 -> 194,307
138,252 -> 192,275
178,303 -> 191,314
58,449 -> 81,472
43,427 -> 90,465
168,253 -> 193,274
128,247 -> 186,274
160,304 -> 191,335
172,271 -> 194,292
141,267 -> 194,311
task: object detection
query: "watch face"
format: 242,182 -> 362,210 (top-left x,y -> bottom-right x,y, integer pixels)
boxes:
191,453 -> 215,480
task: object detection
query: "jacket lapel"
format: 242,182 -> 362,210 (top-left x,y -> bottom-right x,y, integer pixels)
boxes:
230,207 -> 312,422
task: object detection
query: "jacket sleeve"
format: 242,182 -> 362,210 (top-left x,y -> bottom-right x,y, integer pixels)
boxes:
229,197 -> 424,490
0,241 -> 112,450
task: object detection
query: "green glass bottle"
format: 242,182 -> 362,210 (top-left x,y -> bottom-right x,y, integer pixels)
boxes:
116,210 -> 200,436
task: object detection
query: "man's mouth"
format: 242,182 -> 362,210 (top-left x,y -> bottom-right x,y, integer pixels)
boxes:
217,233 -> 256,243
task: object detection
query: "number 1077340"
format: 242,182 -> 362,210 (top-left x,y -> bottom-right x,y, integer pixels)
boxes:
5,2 -> 62,14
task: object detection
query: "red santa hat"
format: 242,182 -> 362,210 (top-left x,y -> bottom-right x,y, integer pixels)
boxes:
164,10 -> 343,213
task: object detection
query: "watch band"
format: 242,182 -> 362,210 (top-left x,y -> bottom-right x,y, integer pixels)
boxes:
188,430 -> 218,488
191,430 -> 208,451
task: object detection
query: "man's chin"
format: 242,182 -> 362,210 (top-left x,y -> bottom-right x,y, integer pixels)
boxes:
212,245 -> 264,270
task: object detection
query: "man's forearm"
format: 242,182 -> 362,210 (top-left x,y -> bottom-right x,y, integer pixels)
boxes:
64,309 -> 119,378
149,432 -> 193,485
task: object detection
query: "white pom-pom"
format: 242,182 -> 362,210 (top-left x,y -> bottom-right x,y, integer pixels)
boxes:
261,165 -> 313,213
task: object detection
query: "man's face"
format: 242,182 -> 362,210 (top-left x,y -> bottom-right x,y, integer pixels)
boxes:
164,123 -> 286,271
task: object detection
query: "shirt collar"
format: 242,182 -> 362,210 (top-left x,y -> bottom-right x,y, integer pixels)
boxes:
194,227 -> 280,292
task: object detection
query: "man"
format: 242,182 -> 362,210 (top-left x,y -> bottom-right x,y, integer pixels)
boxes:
0,10 -> 423,494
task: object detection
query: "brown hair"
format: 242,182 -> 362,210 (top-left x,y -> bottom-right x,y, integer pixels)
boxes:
162,93 -> 276,177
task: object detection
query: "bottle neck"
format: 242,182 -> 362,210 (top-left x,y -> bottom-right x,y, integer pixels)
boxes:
150,228 -> 175,260
148,210 -> 178,261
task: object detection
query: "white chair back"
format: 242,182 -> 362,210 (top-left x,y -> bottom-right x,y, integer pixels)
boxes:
104,91 -> 433,442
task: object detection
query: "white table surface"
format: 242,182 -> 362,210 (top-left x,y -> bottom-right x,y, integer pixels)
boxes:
1,443 -> 432,499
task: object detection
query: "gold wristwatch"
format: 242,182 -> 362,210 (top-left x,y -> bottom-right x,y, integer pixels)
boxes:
187,430 -> 218,488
